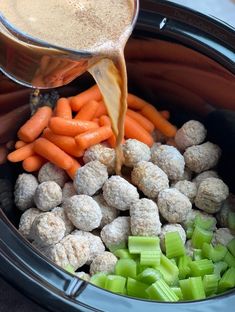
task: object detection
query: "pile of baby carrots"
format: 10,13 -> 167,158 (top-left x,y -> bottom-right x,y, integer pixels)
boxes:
7,84 -> 177,179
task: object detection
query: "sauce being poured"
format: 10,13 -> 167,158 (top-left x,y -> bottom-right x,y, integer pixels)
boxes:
0,0 -> 135,173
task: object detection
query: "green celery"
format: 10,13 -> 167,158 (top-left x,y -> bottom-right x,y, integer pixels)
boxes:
114,249 -> 138,260
64,264 -> 75,275
137,268 -> 162,285
194,215 -> 216,230
126,277 -> 149,299
218,267 -> 235,292
190,259 -> 214,277
140,249 -> 161,266
202,243 -> 227,262
203,274 -> 219,296
90,273 -> 108,288
136,260 -> 148,275
179,279 -> 191,300
105,275 -> 126,294
180,277 -> 206,300
193,249 -> 203,261
178,255 -> 191,279
171,287 -> 183,300
227,238 -> 235,257
202,243 -> 213,259
115,259 -> 137,278
224,251 -> 235,268
192,226 -> 213,249
228,211 -> 235,231
186,227 -> 194,239
214,261 -> 228,278
154,254 -> 179,286
146,279 -> 179,302
165,232 -> 185,258
128,236 -> 159,254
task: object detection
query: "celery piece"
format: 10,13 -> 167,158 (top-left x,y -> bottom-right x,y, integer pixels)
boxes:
203,274 -> 219,296
194,215 -> 215,230
202,243 -> 213,259
126,277 -> 149,299
90,273 -> 108,288
228,212 -> 235,231
179,279 -> 191,300
115,259 -> 137,278
170,258 -> 177,266
190,259 -> 214,277
224,251 -> 235,268
218,267 -> 235,292
227,238 -> 235,257
137,268 -> 162,285
214,261 -> 228,278
165,232 -> 185,259
180,277 -> 206,300
128,236 -> 159,254
171,287 -> 183,300
186,227 -> 194,239
105,275 -> 126,294
136,260 -> 148,275
193,249 -> 203,261
211,245 -> 227,263
64,264 -> 75,275
146,279 -> 179,302
154,254 -> 179,286
192,226 -> 213,249
178,255 -> 191,280
114,249 -> 138,260
140,250 -> 161,266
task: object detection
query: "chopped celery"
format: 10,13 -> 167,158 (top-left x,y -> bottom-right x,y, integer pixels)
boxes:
105,275 -> 126,294
194,215 -> 215,230
126,277 -> 149,299
128,236 -> 159,254
179,279 -> 191,300
186,227 -> 194,239
171,287 -> 183,300
154,254 -> 179,286
115,259 -> 137,278
136,260 -> 148,275
180,277 -> 206,300
193,249 -> 203,261
140,250 -> 161,266
64,264 -> 75,275
146,279 -> 179,302
178,255 -> 191,279
192,226 -> 213,249
190,259 -> 214,277
218,267 -> 235,292
165,232 -> 185,258
114,249 -> 138,260
202,243 -> 227,262
170,258 -> 177,266
203,274 -> 219,296
202,243 -> 213,259
227,238 -> 235,257
137,268 -> 162,285
214,261 -> 228,278
90,273 -> 108,288
224,251 -> 235,268
228,211 -> 235,231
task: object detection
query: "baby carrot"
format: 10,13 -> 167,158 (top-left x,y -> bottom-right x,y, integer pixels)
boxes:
74,100 -> 100,120
18,106 -> 52,142
127,94 -> 149,110
55,98 -> 72,119
33,138 -> 74,170
99,115 -> 111,127
49,117 -> 99,136
7,143 -> 35,162
22,155 -> 46,172
75,126 -> 113,150
94,101 -> 107,118
107,134 -> 125,148
15,140 -> 27,149
70,85 -> 102,111
43,128 -> 84,157
126,109 -> 155,133
66,159 -> 81,179
124,115 -> 154,147
160,110 -> 170,120
141,104 -> 177,137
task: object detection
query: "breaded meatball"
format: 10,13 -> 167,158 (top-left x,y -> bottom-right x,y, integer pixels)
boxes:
62,182 -> 77,203
151,145 -> 185,180
83,144 -> 116,174
51,206 -> 74,235
152,130 -> 165,143
195,178 -> 229,214
122,139 -> 151,167
76,271 -> 90,281
182,209 -> 217,230
174,180 -> 197,203
93,194 -> 119,228
184,142 -> 221,173
216,194 -> 235,228
130,198 -> 161,236
103,176 -> 139,211
64,195 -> 102,231
131,161 -> 169,199
192,170 -> 219,187
18,208 -> 42,240
38,163 -> 68,187
34,182 -> 62,211
72,230 -> 105,264
212,228 -> 234,246
73,161 -> 108,196
90,251 -> 117,275
14,174 -> 38,211
171,167 -> 192,184
157,188 -> 192,223
100,216 -> 130,250
159,224 -> 186,251
47,235 -> 89,270
175,120 -> 207,151
31,212 -> 66,247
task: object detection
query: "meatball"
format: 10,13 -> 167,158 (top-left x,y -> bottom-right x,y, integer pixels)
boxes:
171,167 -> 192,184
122,139 -> 151,167
184,142 -> 221,173
64,195 -> 102,231
212,228 -> 234,246
217,194 -> 235,228
192,170 -> 219,187
174,180 -> 197,203
62,182 -> 77,203
76,272 -> 90,281
151,145 -> 185,180
51,206 -> 74,235
47,235 -> 90,270
73,160 -> 108,196
18,208 -> 42,240
38,162 -> 68,187
103,176 -> 139,211
83,144 -> 116,174
182,209 -> 217,230
34,181 -> 62,211
101,216 -> 131,250
159,224 -> 186,251
14,174 -> 38,211
72,230 -> 105,264
130,198 -> 161,236
131,161 -> 169,199
195,178 -> 229,214
157,188 -> 192,223
93,194 -> 119,228
175,120 -> 207,151
31,212 -> 66,247
90,251 -> 118,275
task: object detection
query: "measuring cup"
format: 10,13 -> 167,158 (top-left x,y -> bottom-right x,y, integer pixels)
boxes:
0,1 -> 139,89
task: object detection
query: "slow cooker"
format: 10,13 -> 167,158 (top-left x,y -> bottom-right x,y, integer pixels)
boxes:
0,1 -> 235,311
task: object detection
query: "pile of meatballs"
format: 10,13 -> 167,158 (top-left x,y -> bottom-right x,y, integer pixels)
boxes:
15,120 -> 234,282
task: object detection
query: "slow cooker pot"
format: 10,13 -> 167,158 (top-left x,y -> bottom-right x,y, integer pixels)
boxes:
0,1 -> 235,311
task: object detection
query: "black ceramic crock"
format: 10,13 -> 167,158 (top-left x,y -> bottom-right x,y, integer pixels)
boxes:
0,1 -> 235,311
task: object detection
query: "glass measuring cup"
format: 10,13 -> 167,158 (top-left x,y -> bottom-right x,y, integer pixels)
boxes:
0,1 -> 139,89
